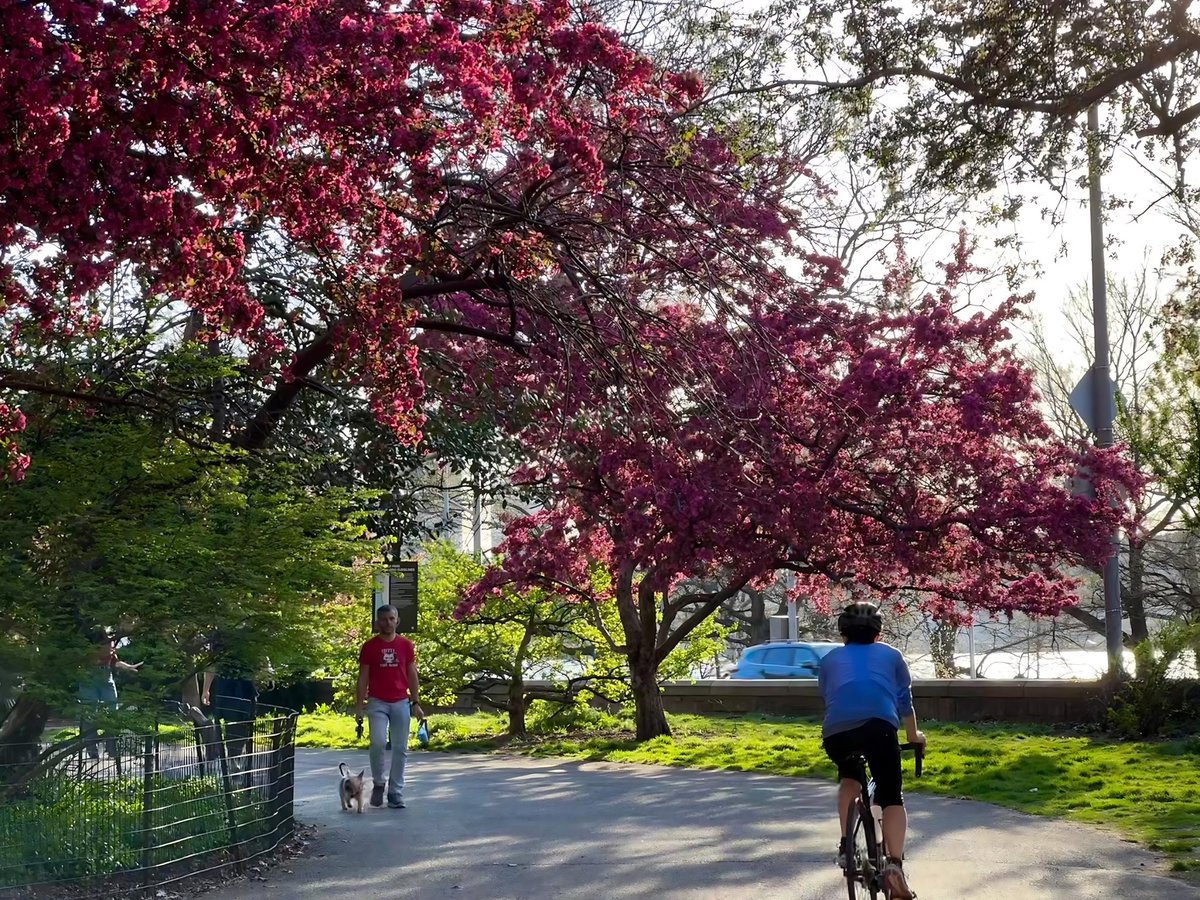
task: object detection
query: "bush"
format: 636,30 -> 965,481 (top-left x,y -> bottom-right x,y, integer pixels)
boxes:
0,772 -> 269,889
1107,623 -> 1200,738
524,700 -> 626,735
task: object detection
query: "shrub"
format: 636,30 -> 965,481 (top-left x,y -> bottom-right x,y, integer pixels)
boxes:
1108,623 -> 1200,738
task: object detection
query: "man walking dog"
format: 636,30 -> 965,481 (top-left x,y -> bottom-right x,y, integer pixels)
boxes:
355,604 -> 425,808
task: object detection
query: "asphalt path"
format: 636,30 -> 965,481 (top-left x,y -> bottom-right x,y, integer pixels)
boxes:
207,748 -> 1196,899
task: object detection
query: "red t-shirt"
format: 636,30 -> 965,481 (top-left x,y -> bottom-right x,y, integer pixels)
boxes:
358,635 -> 416,702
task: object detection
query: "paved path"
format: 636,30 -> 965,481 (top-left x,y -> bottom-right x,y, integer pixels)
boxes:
210,748 -> 1195,899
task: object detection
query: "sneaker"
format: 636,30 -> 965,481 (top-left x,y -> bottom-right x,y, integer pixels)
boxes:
836,838 -> 848,870
370,784 -> 385,807
882,861 -> 915,899
387,792 -> 405,809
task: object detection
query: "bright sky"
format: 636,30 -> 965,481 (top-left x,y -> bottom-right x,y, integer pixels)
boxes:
1008,151 -> 1187,372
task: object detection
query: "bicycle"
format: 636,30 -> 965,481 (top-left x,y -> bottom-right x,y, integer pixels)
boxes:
841,741 -> 924,899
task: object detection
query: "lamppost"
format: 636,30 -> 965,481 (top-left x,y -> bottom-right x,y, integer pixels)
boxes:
1070,103 -> 1124,680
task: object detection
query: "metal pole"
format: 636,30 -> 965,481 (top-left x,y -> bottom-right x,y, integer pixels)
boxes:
783,569 -> 797,641
1087,104 -> 1124,679
967,616 -> 976,679
473,487 -> 483,563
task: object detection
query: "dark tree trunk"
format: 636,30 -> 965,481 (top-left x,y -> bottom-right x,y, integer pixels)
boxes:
1123,540 -> 1151,679
507,676 -> 527,738
0,697 -> 50,778
505,618 -> 535,738
1126,540 -> 1149,645
748,590 -> 769,645
630,653 -> 669,740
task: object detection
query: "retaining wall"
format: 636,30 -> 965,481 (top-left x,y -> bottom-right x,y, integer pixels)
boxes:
452,679 -> 1113,724
656,679 -> 1110,723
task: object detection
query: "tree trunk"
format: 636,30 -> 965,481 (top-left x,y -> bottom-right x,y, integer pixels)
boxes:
748,590 -> 769,645
506,617 -> 535,738
630,653 -> 669,740
930,621 -> 959,678
1126,539 -> 1149,644
507,675 -> 527,738
0,697 -> 51,778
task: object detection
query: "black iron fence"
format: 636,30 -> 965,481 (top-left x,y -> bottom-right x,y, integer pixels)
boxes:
0,703 -> 297,898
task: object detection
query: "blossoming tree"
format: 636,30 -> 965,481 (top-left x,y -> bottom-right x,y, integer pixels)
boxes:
458,242 -> 1139,739
1,0 -> 794,471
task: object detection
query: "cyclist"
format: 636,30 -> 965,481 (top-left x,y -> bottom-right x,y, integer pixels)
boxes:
819,601 -> 926,899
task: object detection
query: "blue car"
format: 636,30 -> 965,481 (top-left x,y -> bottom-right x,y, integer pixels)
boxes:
728,641 -> 841,679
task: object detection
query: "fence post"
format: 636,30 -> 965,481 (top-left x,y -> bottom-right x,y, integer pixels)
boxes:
215,721 -> 243,871
139,730 -> 157,886
265,714 -> 282,843
279,714 -> 296,841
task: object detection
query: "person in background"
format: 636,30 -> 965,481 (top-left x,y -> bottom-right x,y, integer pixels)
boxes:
355,604 -> 424,809
202,629 -> 273,777
78,626 -> 142,760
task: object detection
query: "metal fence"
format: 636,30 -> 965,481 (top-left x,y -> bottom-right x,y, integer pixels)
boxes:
0,703 -> 297,899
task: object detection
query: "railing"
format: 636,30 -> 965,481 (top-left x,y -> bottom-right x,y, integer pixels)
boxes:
0,702 -> 297,899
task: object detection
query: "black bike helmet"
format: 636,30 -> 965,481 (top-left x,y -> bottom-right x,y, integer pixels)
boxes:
837,601 -> 883,637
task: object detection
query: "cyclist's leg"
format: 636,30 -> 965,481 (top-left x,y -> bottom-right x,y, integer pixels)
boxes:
823,728 -> 867,839
863,719 -> 915,897
862,718 -> 905,856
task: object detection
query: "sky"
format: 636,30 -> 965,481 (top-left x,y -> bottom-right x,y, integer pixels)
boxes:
1008,150 -> 1187,372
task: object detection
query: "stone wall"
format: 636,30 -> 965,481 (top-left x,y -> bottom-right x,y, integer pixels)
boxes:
452,679 -> 1112,724
656,679 -> 1110,724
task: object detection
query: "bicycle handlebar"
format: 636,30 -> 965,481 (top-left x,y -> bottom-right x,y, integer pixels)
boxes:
899,742 -> 925,778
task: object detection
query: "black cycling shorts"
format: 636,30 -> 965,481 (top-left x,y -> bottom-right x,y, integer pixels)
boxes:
822,718 -> 904,808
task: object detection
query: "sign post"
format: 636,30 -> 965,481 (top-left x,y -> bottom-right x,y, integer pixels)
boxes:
372,562 -> 419,633
1069,103 -> 1124,682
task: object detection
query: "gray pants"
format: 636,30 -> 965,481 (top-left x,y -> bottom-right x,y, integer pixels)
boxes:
366,697 -> 410,794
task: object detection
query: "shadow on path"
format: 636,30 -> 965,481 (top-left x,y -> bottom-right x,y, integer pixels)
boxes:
207,749 -> 1197,899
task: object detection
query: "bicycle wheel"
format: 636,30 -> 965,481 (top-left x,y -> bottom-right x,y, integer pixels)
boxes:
845,801 -> 881,900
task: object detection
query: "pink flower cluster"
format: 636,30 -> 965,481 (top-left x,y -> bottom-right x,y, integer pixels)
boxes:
5,0 -> 766,462
451,244 -> 1140,625
0,402 -> 30,480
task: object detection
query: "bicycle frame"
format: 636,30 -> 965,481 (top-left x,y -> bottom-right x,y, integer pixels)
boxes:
842,742 -> 923,900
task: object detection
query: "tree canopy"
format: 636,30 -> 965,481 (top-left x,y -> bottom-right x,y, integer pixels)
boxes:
458,238 -> 1139,737
1,0 -> 803,473
0,408 -> 377,752
774,0 -> 1200,201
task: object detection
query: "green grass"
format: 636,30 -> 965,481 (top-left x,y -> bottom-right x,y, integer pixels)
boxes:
298,709 -> 1200,874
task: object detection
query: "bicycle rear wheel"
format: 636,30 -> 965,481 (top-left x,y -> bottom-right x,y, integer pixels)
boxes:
845,801 -> 881,899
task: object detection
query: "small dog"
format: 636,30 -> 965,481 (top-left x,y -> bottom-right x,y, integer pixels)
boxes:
338,763 -> 366,813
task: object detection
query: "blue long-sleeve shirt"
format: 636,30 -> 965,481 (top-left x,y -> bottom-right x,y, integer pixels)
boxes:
818,642 -> 914,738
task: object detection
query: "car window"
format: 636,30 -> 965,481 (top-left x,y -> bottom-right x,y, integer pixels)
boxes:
759,648 -> 794,666
793,648 -> 820,675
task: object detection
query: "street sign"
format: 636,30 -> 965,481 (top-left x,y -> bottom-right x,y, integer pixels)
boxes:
1068,366 -> 1117,435
372,561 -> 419,633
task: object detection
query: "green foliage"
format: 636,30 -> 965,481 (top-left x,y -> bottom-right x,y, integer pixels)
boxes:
415,542 -> 604,712
413,542 -> 729,731
0,770 -> 268,888
1108,624 -> 1200,738
523,701 -> 626,735
0,414 -> 379,713
309,595 -> 371,709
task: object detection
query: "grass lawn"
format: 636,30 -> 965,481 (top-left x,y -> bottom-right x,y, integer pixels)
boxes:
296,709 -> 1200,874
